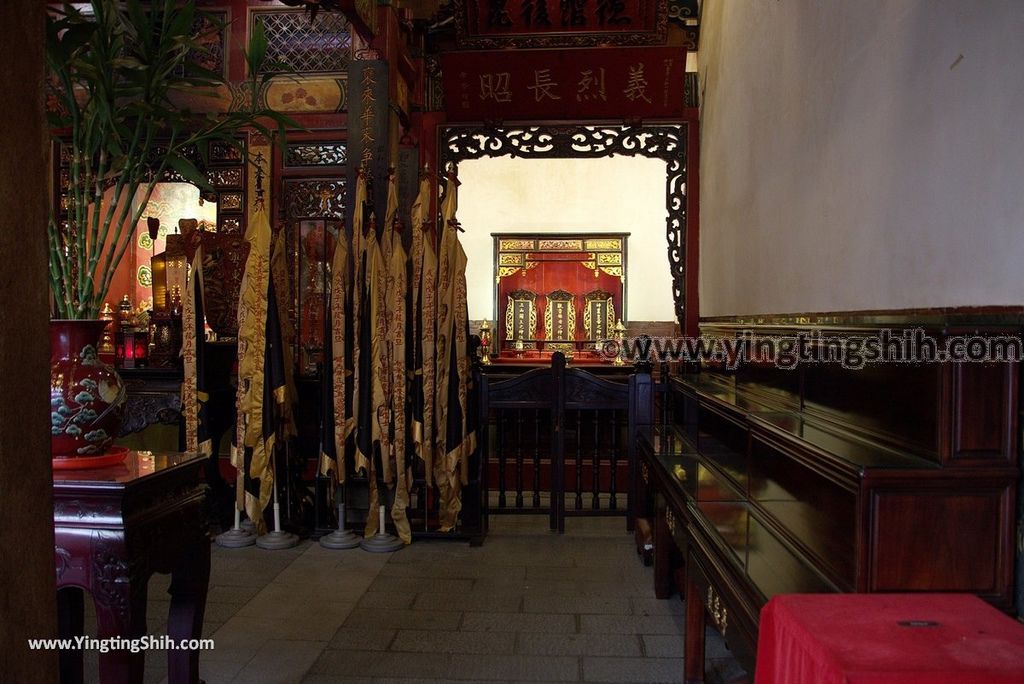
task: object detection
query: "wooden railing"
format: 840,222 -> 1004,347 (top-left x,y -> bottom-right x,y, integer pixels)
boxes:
477,353 -> 653,532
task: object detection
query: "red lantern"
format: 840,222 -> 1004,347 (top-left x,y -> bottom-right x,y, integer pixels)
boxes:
115,329 -> 149,369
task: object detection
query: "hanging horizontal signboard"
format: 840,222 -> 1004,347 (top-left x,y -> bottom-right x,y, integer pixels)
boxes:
454,0 -> 668,48
440,46 -> 686,122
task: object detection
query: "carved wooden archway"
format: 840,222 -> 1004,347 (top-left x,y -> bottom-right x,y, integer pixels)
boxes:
441,124 -> 688,329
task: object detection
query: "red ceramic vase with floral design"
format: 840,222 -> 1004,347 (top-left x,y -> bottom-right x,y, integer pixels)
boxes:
50,319 -> 126,459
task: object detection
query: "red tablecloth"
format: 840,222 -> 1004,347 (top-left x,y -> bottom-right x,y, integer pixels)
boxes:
755,594 -> 1024,684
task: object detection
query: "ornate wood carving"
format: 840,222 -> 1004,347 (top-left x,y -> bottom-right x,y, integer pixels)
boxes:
285,141 -> 347,167
545,289 -> 577,345
446,125 -> 687,328
283,179 -> 347,219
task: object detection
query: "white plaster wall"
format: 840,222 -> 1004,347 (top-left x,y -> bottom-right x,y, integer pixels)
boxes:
698,0 -> 1024,316
457,156 -> 674,321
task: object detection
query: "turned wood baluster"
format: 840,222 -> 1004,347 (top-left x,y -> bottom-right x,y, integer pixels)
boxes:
515,408 -> 524,508
592,409 -> 600,509
575,410 -> 583,510
497,411 -> 507,509
609,409 -> 619,509
533,408 -> 541,508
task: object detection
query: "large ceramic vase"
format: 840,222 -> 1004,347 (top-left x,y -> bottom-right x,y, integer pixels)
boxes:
50,319 -> 126,458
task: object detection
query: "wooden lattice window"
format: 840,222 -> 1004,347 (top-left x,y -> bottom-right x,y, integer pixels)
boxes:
252,9 -> 351,74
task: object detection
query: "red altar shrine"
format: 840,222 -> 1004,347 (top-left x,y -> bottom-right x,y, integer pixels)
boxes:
492,233 -> 627,361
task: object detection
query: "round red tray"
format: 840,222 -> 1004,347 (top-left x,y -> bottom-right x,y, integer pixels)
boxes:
52,445 -> 130,470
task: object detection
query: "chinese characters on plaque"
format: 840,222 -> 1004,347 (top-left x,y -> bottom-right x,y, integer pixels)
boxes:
456,0 -> 667,48
441,47 -> 685,121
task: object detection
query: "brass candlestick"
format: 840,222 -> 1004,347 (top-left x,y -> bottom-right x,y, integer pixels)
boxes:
99,302 -> 116,354
613,319 -> 626,366
479,320 -> 492,365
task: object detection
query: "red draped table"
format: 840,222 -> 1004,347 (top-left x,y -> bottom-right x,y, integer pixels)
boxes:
54,451 -> 210,684
755,594 -> 1024,684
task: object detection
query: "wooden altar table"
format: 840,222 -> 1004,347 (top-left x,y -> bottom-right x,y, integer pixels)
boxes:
54,451 -> 210,684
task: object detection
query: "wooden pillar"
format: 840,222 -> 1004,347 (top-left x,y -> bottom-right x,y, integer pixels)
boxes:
0,0 -> 59,681
346,53 -> 391,230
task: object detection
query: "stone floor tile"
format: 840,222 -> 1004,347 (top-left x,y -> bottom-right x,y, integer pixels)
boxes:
579,614 -> 683,635
310,649 -> 451,679
640,634 -> 683,658
229,638 -> 327,684
516,633 -> 642,657
630,596 -> 685,616
522,596 -> 631,615
413,592 -> 523,613
389,629 -> 516,655
369,576 -> 475,595
581,656 -> 684,683
448,653 -> 580,681
301,675 -> 373,684
329,627 -> 397,651
459,612 -> 577,634
342,608 -> 463,631
357,591 -> 418,610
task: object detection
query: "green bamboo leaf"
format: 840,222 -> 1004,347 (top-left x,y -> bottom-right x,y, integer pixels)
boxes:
164,153 -> 212,192
167,3 -> 195,40
247,19 -> 268,80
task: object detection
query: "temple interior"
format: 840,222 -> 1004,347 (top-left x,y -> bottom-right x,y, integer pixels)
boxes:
3,1 -> 1024,683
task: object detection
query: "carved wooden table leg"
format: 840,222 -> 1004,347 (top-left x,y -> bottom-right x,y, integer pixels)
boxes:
57,587 -> 85,684
166,538 -> 211,684
91,534 -> 149,684
685,575 -> 706,684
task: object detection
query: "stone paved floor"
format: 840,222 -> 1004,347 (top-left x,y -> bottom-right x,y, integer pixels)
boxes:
82,516 -> 745,683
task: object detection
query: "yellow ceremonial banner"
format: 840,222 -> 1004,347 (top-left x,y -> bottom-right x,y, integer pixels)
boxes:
409,177 -> 429,464
350,170 -> 369,476
385,172 -> 412,543
321,222 -> 350,481
434,173 -> 460,529
420,237 -> 438,485
271,229 -> 297,436
232,140 -> 275,534
181,242 -> 211,456
363,216 -> 388,536
449,237 -> 474,489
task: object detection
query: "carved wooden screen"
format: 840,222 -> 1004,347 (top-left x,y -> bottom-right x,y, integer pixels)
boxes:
445,125 -> 687,330
277,132 -> 347,377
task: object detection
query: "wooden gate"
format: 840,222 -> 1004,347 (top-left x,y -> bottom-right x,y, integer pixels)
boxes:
477,354 -> 653,532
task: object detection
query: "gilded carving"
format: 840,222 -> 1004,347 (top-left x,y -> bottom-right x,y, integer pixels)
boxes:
544,290 -> 576,342
285,142 -> 347,167
219,193 -> 243,212
499,239 -> 535,250
585,238 -> 621,250
538,239 -> 583,251
283,179 -> 346,220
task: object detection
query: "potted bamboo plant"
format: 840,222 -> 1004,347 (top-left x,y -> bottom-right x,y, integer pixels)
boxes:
46,0 -> 293,460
